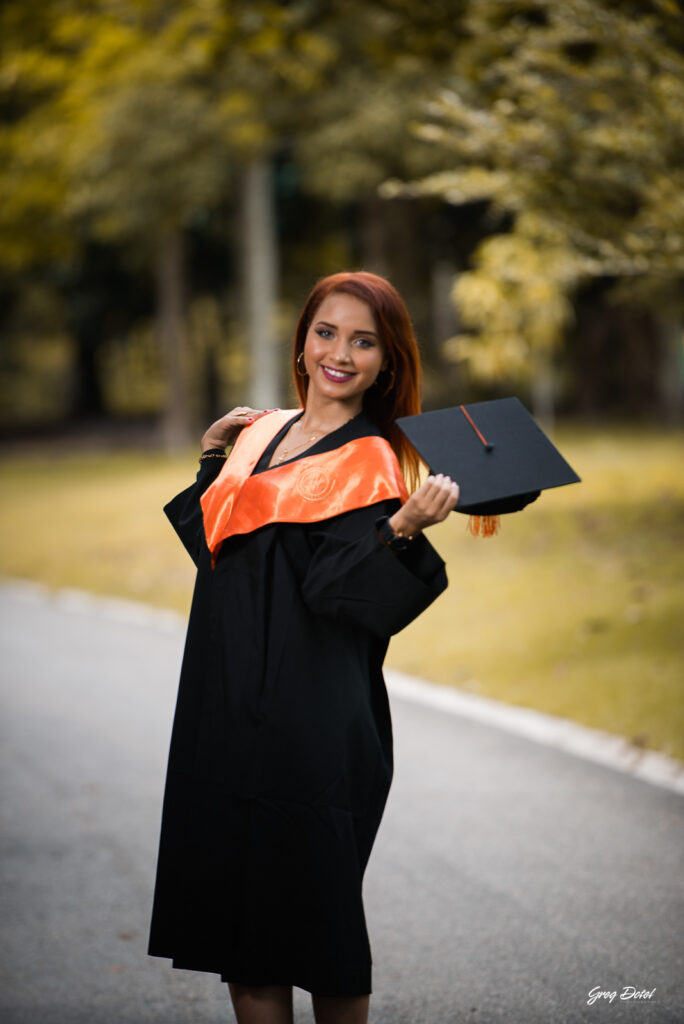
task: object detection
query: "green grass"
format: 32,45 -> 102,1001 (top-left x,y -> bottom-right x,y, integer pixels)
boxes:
1,426 -> 683,759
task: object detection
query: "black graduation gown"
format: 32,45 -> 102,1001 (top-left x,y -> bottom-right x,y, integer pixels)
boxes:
148,411 -> 448,997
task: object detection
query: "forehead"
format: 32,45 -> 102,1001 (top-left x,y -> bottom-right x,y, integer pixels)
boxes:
313,291 -> 377,330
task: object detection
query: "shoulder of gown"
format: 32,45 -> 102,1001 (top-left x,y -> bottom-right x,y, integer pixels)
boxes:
164,411 -> 386,563
164,458 -> 224,566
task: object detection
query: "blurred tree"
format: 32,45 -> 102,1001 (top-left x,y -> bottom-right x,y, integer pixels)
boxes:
1,0 -> 340,440
392,0 -> 684,421
59,244 -> 153,419
10,0 -> 681,435
0,2 -> 115,423
0,2 -> 73,270
56,2 -> 267,445
291,1 -> 471,400
2,0 -> 485,434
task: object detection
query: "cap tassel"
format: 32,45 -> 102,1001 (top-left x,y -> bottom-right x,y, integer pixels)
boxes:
458,405 -> 500,538
467,514 -> 500,538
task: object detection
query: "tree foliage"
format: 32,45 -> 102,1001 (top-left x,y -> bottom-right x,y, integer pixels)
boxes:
293,3 -> 467,200
396,0 -> 684,382
3,0 -> 681,429
0,0 -> 343,434
0,3 -> 74,269
0,0 -> 350,265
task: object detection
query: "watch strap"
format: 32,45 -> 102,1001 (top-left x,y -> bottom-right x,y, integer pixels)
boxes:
376,514 -> 412,552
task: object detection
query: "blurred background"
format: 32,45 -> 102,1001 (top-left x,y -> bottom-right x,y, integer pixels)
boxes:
1,0 -> 683,756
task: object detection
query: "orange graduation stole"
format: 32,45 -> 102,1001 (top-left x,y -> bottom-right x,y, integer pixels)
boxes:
201,409 -> 409,565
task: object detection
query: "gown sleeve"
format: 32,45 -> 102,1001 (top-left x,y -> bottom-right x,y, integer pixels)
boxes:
163,458 -> 224,566
301,498 -> 448,639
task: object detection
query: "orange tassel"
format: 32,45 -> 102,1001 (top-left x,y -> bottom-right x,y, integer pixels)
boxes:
467,514 -> 500,537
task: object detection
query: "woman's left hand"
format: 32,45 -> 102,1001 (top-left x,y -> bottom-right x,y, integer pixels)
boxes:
200,406 -> 269,451
389,474 -> 460,537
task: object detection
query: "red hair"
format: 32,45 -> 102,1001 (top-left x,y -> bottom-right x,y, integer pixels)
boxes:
292,271 -> 423,491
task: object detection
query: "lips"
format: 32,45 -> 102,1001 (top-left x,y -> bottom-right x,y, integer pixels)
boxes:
321,365 -> 357,383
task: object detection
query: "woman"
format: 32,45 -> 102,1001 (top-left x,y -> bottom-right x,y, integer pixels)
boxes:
148,271 -> 460,1024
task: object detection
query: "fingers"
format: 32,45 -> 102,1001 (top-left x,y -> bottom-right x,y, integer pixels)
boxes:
201,407 -> 272,450
422,474 -> 460,515
222,407 -> 272,427
227,406 -> 260,422
410,474 -> 459,526
395,474 -> 460,535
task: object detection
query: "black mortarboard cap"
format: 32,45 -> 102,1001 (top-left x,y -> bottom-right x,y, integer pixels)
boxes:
397,397 -> 581,518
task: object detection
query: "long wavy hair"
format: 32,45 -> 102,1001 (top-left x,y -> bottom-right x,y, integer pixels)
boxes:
292,271 -> 423,491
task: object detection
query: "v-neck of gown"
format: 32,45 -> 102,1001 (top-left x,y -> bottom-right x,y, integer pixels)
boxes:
253,409 -> 378,475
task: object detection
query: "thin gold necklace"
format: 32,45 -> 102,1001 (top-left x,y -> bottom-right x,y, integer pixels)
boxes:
274,430 -> 322,464
273,415 -> 352,464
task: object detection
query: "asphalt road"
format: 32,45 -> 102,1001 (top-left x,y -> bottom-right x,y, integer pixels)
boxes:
1,582 -> 682,1024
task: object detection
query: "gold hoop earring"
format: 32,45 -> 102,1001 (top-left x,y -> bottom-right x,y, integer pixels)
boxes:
296,351 -> 308,376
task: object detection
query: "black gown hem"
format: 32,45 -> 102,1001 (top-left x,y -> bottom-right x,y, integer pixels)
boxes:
149,951 -> 373,997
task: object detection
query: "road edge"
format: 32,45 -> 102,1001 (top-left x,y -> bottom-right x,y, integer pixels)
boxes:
385,669 -> 684,796
4,577 -> 683,797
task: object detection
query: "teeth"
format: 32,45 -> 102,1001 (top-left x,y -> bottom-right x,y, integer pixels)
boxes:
324,366 -> 354,379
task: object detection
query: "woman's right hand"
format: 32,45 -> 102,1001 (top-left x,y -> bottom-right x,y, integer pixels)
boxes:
201,406 -> 270,451
389,474 -> 460,537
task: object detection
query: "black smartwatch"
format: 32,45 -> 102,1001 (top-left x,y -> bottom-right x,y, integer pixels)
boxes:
376,515 -> 413,552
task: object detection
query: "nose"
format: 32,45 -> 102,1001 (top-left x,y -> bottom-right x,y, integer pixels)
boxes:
330,337 -> 352,364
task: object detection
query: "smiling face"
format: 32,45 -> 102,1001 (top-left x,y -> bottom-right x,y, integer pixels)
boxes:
302,292 -> 386,414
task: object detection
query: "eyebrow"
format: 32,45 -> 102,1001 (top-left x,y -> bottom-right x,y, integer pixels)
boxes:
315,320 -> 379,338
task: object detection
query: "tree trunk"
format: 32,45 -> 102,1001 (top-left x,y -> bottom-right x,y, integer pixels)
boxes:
242,158 -> 281,410
156,228 -> 191,449
531,348 -> 555,434
431,261 -> 459,349
71,327 -> 107,420
204,341 -> 222,424
657,319 -> 684,425
428,261 -> 463,408
359,195 -> 389,276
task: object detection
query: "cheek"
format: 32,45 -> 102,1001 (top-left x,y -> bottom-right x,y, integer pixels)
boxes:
362,349 -> 385,376
303,332 -> 321,360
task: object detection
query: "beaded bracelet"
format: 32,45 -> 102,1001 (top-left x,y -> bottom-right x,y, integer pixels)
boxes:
199,448 -> 227,463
